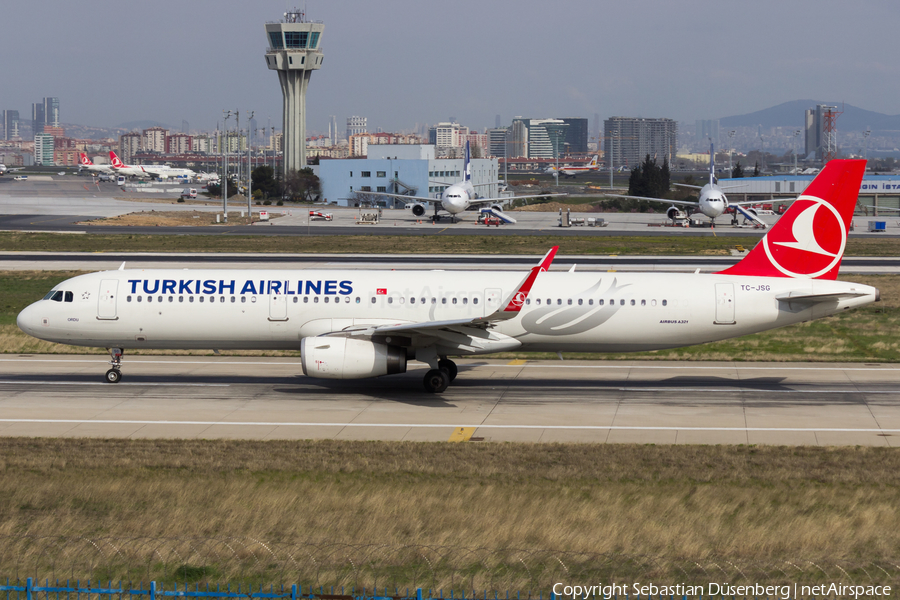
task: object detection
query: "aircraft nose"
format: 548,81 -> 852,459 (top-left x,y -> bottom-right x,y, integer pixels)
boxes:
17,302 -> 41,337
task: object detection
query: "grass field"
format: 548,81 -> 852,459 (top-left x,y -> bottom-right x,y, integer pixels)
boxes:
0,439 -> 897,588
2,271 -> 897,362
4,231 -> 900,256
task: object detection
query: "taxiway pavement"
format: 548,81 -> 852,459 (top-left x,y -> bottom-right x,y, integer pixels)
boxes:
1,356 -> 898,446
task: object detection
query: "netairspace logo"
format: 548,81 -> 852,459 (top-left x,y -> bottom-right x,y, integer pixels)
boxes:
551,582 -> 892,600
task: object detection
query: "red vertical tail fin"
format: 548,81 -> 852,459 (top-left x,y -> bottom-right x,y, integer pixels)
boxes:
717,159 -> 865,280
109,151 -> 124,168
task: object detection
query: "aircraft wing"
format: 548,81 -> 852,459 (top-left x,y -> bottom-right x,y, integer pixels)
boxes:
320,247 -> 558,348
604,194 -> 700,208
864,205 -> 900,211
672,183 -> 702,190
355,191 -> 443,205
467,192 -> 567,206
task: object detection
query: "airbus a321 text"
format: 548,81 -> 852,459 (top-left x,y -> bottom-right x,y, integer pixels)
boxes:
17,160 -> 878,393
361,142 -> 564,222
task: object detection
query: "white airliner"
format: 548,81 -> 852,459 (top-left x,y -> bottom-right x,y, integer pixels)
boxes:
362,142 -> 563,222
546,155 -> 600,178
17,160 -> 878,393
611,144 -> 765,227
109,151 -> 196,180
78,153 -> 115,175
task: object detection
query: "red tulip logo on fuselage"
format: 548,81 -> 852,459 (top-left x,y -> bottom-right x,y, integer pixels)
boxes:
763,195 -> 845,278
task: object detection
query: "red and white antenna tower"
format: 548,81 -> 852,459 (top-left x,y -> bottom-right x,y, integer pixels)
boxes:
822,104 -> 843,164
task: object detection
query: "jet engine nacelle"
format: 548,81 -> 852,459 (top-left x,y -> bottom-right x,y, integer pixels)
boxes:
491,204 -> 503,212
666,206 -> 686,221
300,337 -> 407,379
411,204 -> 426,217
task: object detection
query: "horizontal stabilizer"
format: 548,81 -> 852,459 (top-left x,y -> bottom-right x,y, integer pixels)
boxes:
775,291 -> 870,304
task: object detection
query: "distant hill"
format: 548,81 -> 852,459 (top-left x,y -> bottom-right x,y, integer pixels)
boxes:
719,100 -> 900,131
114,120 -> 174,131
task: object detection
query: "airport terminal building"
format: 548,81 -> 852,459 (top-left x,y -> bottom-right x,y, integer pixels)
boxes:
318,145 -> 500,207
722,174 -> 900,213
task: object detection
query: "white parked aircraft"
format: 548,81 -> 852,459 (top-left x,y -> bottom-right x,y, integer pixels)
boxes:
609,144 -> 766,227
546,155 -> 600,178
362,142 -> 563,222
109,151 -> 196,180
17,160 -> 878,393
78,153 -> 115,175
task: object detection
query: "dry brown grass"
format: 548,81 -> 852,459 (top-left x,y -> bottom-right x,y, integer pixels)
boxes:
0,439 -> 898,588
77,211 -> 275,227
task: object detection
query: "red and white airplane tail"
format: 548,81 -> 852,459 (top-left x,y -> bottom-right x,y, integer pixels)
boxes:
79,153 -> 93,166
718,159 -> 865,281
108,151 -> 125,169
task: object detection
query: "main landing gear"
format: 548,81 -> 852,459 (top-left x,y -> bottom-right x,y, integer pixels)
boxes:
105,347 -> 123,383
422,358 -> 458,393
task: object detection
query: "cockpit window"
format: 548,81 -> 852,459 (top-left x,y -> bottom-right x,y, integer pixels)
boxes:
45,290 -> 64,302
64,291 -> 73,303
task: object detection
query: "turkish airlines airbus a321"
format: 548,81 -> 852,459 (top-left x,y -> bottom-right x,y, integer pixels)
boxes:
17,160 -> 878,393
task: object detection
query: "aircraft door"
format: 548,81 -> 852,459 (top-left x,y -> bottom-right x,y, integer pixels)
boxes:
98,279 -> 118,320
714,283 -> 735,324
269,292 -> 288,321
484,288 -> 502,316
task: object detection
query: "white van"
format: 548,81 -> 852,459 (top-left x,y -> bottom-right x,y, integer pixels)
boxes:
181,188 -> 197,199
13,175 -> 27,181
116,175 -> 126,185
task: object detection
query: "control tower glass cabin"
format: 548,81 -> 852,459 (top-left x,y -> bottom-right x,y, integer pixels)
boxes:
264,11 -> 324,172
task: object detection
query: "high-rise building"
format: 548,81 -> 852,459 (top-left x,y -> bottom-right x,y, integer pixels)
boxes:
509,118 -> 568,158
34,133 -> 55,165
487,128 -> 508,158
561,118 -> 588,154
3,110 -> 20,140
804,104 -> 839,161
428,122 -> 466,148
43,97 -> 59,128
32,103 -> 44,137
264,9 -> 324,172
119,132 -> 142,164
166,133 -> 193,155
695,119 -> 720,145
604,117 -> 677,169
346,116 -> 367,140
141,126 -> 168,153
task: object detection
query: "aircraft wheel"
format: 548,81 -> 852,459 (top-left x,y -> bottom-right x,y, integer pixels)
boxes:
105,368 -> 122,384
438,359 -> 458,382
423,369 -> 450,393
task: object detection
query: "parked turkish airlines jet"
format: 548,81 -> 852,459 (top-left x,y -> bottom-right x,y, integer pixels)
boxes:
17,160 -> 877,392
546,155 -> 600,178
109,151 -> 195,180
609,144 -> 766,227
363,142 -> 563,222
78,153 -> 114,175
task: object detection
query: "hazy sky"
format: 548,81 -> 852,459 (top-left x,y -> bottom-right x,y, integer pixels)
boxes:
3,0 -> 899,135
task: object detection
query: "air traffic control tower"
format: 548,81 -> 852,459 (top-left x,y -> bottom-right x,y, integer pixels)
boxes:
264,10 -> 324,172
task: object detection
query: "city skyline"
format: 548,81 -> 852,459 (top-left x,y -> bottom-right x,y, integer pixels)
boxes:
2,0 -> 899,137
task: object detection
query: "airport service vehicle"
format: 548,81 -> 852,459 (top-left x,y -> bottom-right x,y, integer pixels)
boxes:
545,155 -> 600,178
13,175 -> 27,181
78,153 -> 115,175
610,143 -> 768,227
362,142 -> 562,222
181,188 -> 198,199
17,160 -> 878,392
108,151 -> 195,180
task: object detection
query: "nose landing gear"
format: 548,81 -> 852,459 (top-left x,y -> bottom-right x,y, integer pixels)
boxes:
105,347 -> 123,383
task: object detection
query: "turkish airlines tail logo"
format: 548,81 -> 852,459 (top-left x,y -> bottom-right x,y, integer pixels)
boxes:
718,159 -> 866,280
109,152 -> 124,168
80,153 -> 92,165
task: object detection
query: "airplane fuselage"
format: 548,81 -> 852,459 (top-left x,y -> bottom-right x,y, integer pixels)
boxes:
698,183 -> 728,219
18,268 -> 877,354
438,182 -> 477,214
